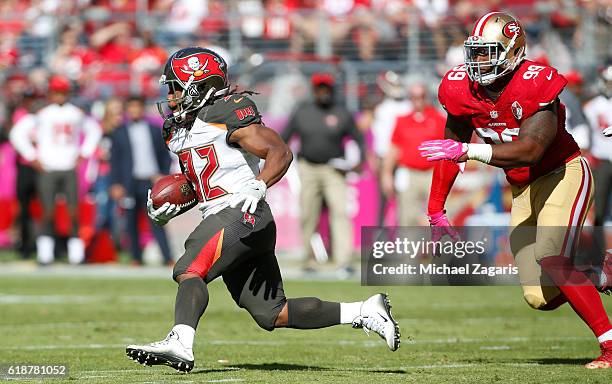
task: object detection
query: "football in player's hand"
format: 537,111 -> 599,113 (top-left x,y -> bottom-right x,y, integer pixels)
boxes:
150,174 -> 198,211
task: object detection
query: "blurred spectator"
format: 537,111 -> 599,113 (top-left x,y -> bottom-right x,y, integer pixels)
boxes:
9,90 -> 42,260
49,24 -> 99,84
371,71 -> 412,225
0,31 -> 19,73
93,97 -> 123,234
560,71 -> 590,150
9,75 -> 102,264
130,30 -> 167,97
381,82 -> 445,226
158,0 -> 209,43
109,95 -> 173,266
583,65 -> 612,227
90,22 -> 134,65
282,73 -> 364,273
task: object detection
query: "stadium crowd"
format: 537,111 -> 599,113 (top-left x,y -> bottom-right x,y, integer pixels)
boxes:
0,0 -> 610,269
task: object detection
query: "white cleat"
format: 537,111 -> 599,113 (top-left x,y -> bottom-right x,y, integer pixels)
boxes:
126,331 -> 194,372
353,293 -> 400,351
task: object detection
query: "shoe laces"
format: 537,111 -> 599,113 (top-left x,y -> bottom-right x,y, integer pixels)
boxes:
151,331 -> 177,347
352,315 -> 385,337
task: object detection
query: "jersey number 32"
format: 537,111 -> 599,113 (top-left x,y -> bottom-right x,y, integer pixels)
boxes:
179,144 -> 228,202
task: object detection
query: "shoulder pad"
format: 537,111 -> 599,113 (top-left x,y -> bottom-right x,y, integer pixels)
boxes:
438,65 -> 480,116
510,60 -> 567,119
198,94 -> 261,130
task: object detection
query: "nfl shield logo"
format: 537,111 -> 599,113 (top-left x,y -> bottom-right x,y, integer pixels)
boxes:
512,101 -> 523,120
490,110 -> 498,119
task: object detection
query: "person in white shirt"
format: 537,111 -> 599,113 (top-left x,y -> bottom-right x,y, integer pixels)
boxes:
370,71 -> 412,225
9,75 -> 102,265
583,65 -> 612,228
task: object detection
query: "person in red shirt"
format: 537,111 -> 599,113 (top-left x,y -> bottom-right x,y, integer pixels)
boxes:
381,83 -> 445,225
419,12 -> 612,369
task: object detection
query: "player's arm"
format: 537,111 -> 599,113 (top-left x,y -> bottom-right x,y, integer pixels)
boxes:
482,101 -> 558,167
420,102 -> 558,168
9,115 -> 40,169
423,114 -> 469,241
228,123 -> 294,187
427,114 -> 471,215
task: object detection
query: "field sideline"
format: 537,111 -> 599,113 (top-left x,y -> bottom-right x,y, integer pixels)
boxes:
1,274 -> 612,383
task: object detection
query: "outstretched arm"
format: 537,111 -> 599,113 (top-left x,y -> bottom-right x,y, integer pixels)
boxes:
421,102 -> 559,168
228,123 -> 293,188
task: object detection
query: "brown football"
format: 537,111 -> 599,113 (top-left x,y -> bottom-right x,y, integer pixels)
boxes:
150,174 -> 198,211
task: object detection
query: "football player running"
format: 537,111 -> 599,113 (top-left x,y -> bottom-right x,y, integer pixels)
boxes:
418,13 -> 612,368
125,47 -> 400,373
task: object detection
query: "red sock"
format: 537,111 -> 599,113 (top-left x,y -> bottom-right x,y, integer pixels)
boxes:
540,256 -> 612,338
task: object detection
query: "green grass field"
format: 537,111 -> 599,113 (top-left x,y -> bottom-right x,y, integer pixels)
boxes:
1,275 -> 612,383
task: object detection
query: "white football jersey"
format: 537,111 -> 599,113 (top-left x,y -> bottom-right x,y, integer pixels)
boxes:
166,94 -> 263,217
9,103 -> 101,171
583,95 -> 612,162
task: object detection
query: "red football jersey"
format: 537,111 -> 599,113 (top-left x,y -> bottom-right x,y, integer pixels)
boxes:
438,59 -> 580,186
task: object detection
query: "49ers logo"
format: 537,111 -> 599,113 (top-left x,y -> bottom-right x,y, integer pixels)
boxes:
171,53 -> 225,85
502,21 -> 522,38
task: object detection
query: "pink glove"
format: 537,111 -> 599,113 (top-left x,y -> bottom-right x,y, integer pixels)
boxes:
418,139 -> 467,162
428,211 -> 460,243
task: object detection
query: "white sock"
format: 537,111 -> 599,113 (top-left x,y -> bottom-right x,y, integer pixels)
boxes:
172,324 -> 195,349
36,236 -> 54,264
67,237 -> 85,265
597,328 -> 612,343
340,301 -> 363,324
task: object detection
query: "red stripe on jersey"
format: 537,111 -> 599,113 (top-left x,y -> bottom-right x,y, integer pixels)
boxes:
186,228 -> 225,278
472,12 -> 498,36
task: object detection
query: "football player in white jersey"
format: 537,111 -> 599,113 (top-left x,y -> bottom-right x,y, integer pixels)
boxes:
125,47 -> 401,373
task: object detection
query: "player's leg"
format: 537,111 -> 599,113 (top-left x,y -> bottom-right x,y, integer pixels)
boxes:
533,158 -> 612,368
221,248 -> 400,350
36,170 -> 57,264
63,169 -> 84,264
126,205 -> 261,371
509,182 -> 566,309
297,159 -> 323,269
592,159 -> 612,227
321,165 -> 353,269
220,204 -> 400,350
124,186 -> 143,265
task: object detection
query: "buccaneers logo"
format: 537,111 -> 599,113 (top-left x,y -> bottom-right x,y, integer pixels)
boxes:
171,53 -> 225,85
502,21 -> 522,38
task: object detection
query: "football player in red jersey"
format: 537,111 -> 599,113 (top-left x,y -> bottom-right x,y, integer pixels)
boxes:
419,12 -> 612,368
124,47 -> 400,373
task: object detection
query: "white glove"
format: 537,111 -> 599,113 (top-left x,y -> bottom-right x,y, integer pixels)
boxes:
228,179 -> 267,213
147,189 -> 181,226
604,126 -> 612,137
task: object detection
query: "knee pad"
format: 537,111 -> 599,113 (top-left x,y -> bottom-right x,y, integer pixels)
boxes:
250,310 -> 277,332
523,293 -> 548,310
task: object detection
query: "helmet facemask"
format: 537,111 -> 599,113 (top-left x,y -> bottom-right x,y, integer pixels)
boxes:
464,33 -> 524,86
156,75 -> 226,123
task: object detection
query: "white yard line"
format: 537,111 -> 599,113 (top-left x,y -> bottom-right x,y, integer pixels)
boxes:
0,335 -> 593,351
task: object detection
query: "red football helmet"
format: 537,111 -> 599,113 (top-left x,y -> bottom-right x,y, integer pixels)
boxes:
157,47 -> 229,121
